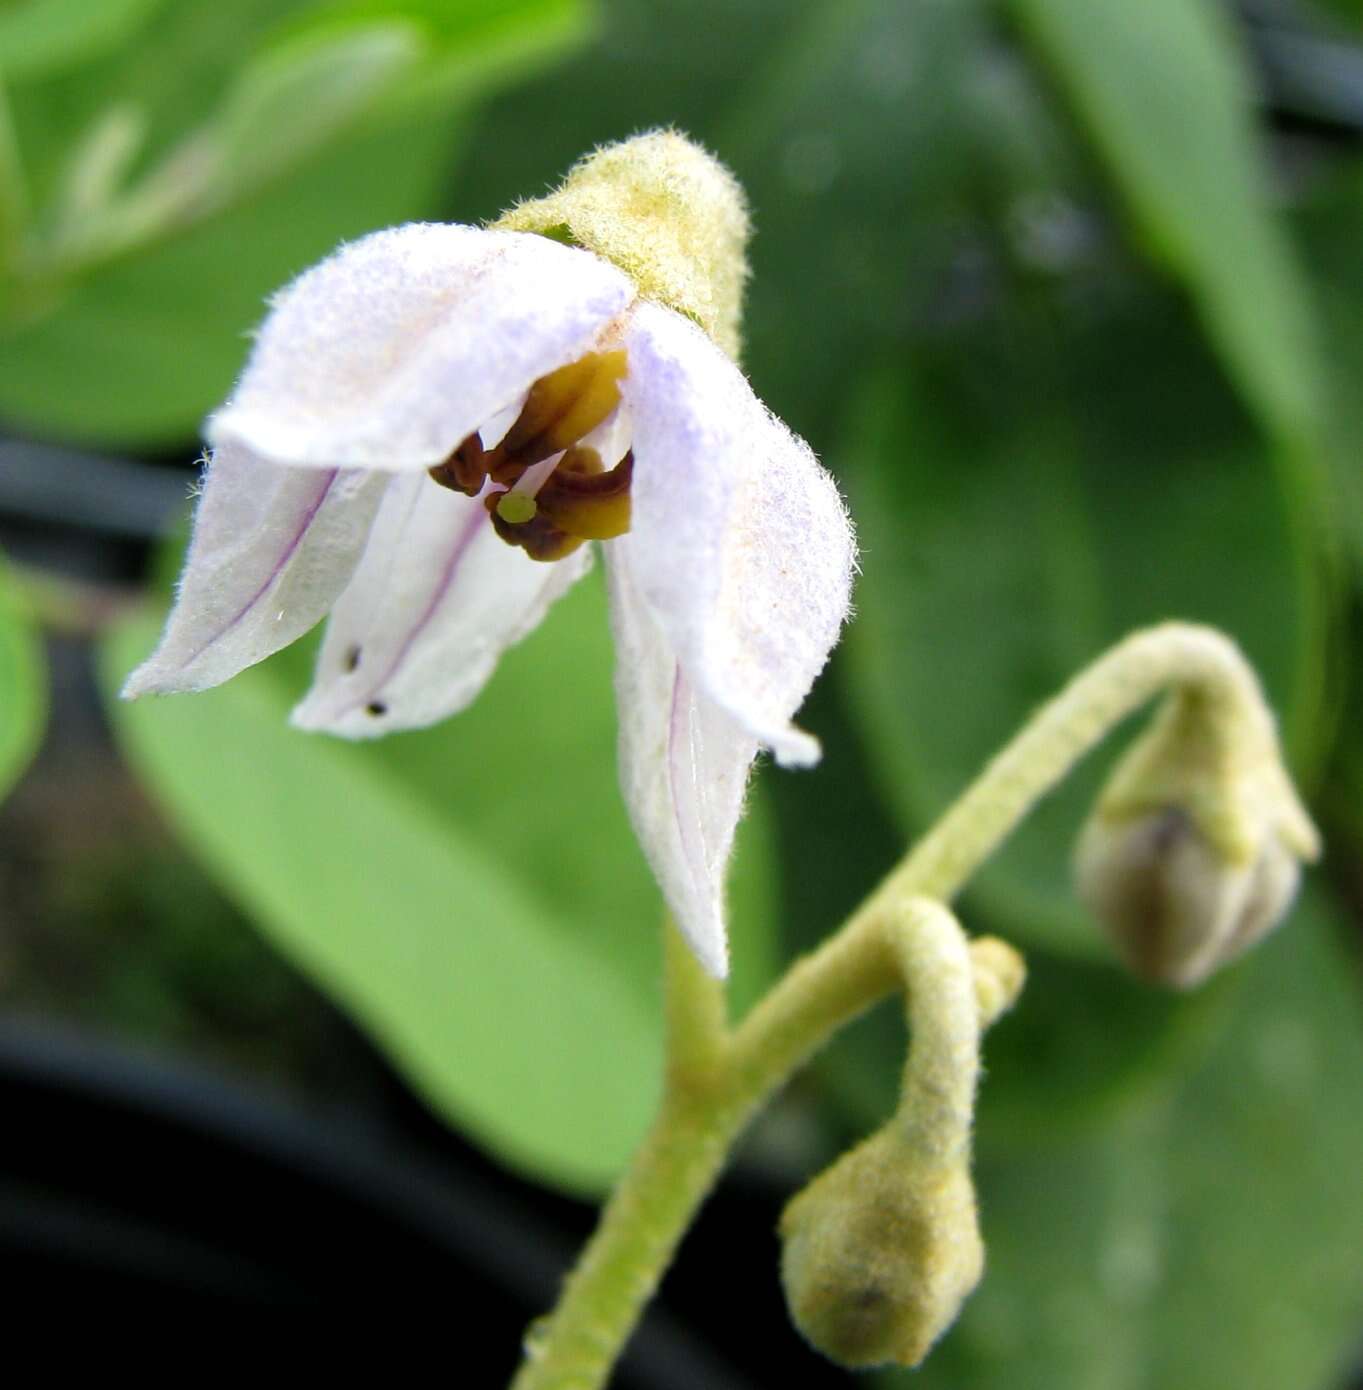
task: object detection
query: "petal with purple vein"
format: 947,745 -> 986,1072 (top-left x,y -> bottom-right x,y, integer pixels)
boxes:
605,548 -> 756,977
292,473 -> 591,737
122,444 -> 388,698
620,303 -> 855,769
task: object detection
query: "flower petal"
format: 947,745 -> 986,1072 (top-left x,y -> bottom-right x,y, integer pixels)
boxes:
606,550 -> 757,977
121,444 -> 388,698
292,473 -> 590,737
619,303 -> 855,767
209,224 -> 636,469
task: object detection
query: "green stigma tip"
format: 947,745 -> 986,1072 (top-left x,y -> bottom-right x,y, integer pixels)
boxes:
496,492 -> 538,524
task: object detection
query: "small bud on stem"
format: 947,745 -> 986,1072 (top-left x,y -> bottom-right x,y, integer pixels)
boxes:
1076,662 -> 1319,987
779,901 -> 1023,1368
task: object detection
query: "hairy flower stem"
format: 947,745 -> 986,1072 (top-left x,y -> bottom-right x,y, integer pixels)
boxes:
510,622 -> 1283,1390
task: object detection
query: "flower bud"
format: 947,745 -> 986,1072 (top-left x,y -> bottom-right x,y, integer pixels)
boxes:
1075,689 -> 1319,988
1076,805 -> 1302,987
779,1124 -> 983,1369
493,129 -> 750,358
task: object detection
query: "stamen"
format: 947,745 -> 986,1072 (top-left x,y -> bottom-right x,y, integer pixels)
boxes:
537,449 -> 633,541
428,348 -> 634,559
499,350 -> 628,466
429,432 -> 489,496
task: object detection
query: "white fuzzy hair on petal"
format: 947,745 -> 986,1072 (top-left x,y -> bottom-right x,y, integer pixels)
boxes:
123,444 -> 389,698
605,551 -> 756,977
209,223 -> 635,470
619,302 -> 855,767
292,473 -> 592,737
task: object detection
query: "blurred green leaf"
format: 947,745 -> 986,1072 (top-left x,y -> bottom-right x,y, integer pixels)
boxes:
102,566 -> 778,1192
1005,0 -> 1324,449
0,553 -> 44,803
280,0 -> 595,114
0,0 -> 168,81
0,0 -> 595,445
1303,0 -> 1363,31
27,24 -> 427,276
1298,164 -> 1363,574
293,0 -> 586,50
842,302 -> 1316,957
0,114 -> 459,445
149,0 -> 597,228
0,76 -> 24,277
196,22 -> 426,202
901,895 -> 1363,1390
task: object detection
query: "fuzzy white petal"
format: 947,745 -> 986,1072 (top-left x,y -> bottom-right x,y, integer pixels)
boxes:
292,474 -> 590,737
619,303 -> 855,767
606,551 -> 757,977
122,445 -> 388,698
209,224 -> 635,469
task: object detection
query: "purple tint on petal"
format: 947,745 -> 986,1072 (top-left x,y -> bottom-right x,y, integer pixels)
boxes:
668,663 -> 706,896
179,469 -> 338,669
334,498 -> 489,720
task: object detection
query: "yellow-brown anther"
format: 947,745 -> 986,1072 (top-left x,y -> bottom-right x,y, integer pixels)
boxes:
486,447 -> 634,561
429,432 -> 490,496
431,347 -> 635,558
428,349 -> 632,532
499,349 -> 628,467
536,447 -> 633,541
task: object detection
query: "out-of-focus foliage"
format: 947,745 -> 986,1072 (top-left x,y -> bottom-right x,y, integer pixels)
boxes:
0,551 -> 44,803
1303,164 -> 1363,572
3,0 -> 1362,1381
1007,0 -> 1324,450
104,570 -> 778,1195
0,0 -> 593,443
0,0 -> 172,80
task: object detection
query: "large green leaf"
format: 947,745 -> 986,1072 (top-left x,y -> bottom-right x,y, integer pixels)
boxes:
898,895 -> 1363,1390
103,566 -> 778,1193
0,553 -> 44,803
1005,0 -> 1324,450
842,301 -> 1317,958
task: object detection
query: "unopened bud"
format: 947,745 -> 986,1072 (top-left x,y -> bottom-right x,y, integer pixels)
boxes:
1076,806 -> 1302,987
492,130 -> 750,358
1076,688 -> 1319,987
779,1125 -> 982,1369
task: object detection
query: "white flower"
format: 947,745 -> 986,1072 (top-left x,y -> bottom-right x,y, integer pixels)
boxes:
124,219 -> 855,977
